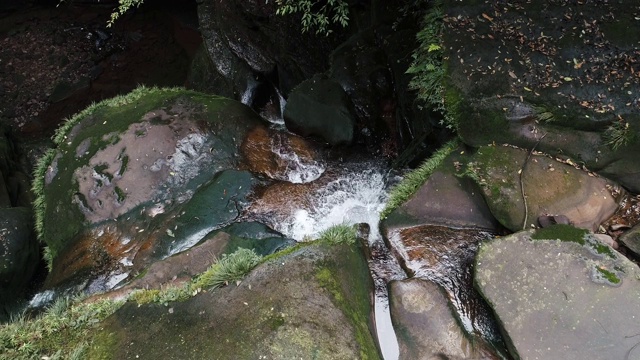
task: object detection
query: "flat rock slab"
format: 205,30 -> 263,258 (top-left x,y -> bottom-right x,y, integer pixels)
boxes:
475,230 -> 640,360
88,240 -> 380,359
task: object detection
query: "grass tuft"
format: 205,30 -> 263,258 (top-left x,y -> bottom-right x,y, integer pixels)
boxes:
191,248 -> 262,291
0,297 -> 123,359
131,248 -> 263,306
380,139 -> 458,219
604,119 -> 633,150
317,224 -> 357,245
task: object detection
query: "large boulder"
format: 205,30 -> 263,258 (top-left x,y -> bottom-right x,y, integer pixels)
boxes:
36,87 -> 303,291
465,145 -> 621,231
0,207 -> 38,314
389,278 -> 499,360
88,240 -> 381,359
443,0 -> 640,192
197,0 -> 345,97
475,227 -> 640,359
284,74 -> 356,146
382,149 -> 498,232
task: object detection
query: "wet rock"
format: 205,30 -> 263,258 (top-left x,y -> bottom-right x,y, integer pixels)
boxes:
240,125 -> 325,183
186,41 -> 252,100
329,30 -> 396,149
389,278 -> 499,360
383,151 -> 498,232
467,145 -> 620,231
384,225 -> 506,355
197,0 -> 344,96
39,88 -> 269,291
443,0 -> 640,192
619,223 -> 640,257
284,74 -> 356,146
88,240 -> 380,359
0,207 -> 38,311
475,229 -> 640,360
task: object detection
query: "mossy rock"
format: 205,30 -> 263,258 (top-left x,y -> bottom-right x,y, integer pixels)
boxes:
87,240 -> 381,360
37,87 -> 270,290
442,0 -> 640,192
475,230 -> 640,359
466,145 -> 619,231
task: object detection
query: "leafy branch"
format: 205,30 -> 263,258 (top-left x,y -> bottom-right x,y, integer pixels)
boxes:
276,0 -> 349,36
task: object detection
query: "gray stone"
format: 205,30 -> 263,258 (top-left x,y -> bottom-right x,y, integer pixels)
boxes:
389,278 -> 498,360
284,74 -> 356,145
0,207 -> 38,307
475,230 -> 640,360
443,0 -> 640,192
619,223 -> 640,257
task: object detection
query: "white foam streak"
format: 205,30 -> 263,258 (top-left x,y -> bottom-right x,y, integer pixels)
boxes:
277,166 -> 389,242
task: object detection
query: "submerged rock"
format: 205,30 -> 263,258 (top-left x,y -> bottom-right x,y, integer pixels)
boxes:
475,228 -> 640,359
389,278 -> 499,360
466,145 -> 621,231
88,240 -> 381,359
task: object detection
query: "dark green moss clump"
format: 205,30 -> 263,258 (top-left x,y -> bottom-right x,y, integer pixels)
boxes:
532,224 -> 588,244
596,267 -> 621,285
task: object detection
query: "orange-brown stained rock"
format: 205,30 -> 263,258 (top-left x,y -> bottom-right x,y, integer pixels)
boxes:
240,125 -> 320,180
45,225 -> 138,288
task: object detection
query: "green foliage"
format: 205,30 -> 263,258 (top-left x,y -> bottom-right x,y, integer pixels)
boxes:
317,224 -> 357,245
407,1 -> 455,129
380,139 -> 459,219
604,119 -> 633,150
107,0 -> 145,27
32,149 -> 57,243
191,248 -> 262,291
0,296 -> 123,359
533,105 -> 556,123
131,248 -> 263,305
276,0 -> 349,36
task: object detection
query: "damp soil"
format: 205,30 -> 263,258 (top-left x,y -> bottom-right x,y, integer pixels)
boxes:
0,0 -> 200,141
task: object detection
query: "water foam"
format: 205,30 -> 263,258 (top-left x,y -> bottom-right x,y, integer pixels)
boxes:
276,165 -> 389,241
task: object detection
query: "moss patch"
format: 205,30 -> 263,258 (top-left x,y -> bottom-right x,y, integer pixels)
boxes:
314,240 -> 380,359
532,224 -> 588,244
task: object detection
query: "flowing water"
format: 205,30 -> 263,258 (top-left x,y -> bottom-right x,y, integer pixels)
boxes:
270,157 -> 404,360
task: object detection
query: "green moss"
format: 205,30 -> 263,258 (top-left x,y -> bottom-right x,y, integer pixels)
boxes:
117,152 -> 129,177
314,243 -> 380,360
596,267 -> 621,285
532,224 -> 588,244
114,186 -> 126,203
381,139 -> 459,219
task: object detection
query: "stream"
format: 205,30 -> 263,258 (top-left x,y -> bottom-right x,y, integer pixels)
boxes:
267,155 -> 405,360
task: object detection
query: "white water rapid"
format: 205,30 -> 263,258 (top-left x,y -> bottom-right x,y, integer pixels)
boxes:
273,160 -> 402,360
